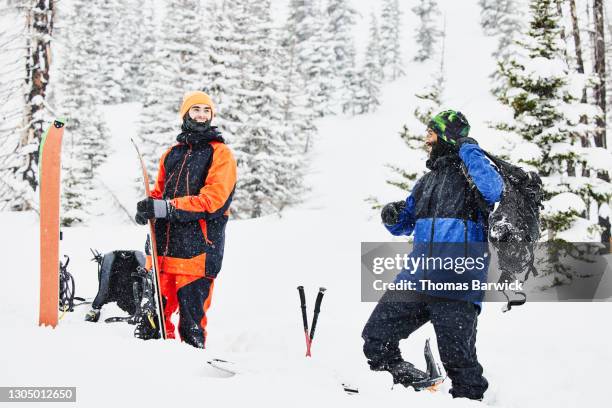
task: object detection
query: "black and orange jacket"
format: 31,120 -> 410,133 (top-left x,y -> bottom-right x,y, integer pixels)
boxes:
148,127 -> 237,279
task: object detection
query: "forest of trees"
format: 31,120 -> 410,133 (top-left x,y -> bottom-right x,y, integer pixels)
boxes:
0,0 -> 610,252
0,0 -> 406,223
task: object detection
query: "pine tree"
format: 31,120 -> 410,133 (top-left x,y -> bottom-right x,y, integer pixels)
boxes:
93,0 -> 124,104
285,0 -> 335,117
136,14 -> 176,181
304,4 -> 336,117
137,0 -> 210,178
123,0 -> 153,101
56,0 -> 110,225
479,0 -> 525,96
354,12 -> 384,114
380,0 -> 405,80
494,0 -> 612,282
326,0 -> 358,112
278,30 -> 313,152
412,0 -> 442,62
281,0 -> 320,150
0,1 -> 56,211
479,0 -> 525,58
231,0 -> 305,218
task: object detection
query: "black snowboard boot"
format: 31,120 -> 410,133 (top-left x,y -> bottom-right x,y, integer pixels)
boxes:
389,339 -> 445,391
389,361 -> 429,389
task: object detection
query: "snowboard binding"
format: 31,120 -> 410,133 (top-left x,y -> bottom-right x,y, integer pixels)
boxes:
58,255 -> 87,314
133,266 -> 161,340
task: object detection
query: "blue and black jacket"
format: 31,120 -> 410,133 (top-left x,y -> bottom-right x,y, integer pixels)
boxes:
386,142 -> 504,305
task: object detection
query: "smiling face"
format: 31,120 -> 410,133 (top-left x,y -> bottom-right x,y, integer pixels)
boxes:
425,128 -> 438,153
188,104 -> 213,123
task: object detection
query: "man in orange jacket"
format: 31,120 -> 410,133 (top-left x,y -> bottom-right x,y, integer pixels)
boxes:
135,91 -> 237,348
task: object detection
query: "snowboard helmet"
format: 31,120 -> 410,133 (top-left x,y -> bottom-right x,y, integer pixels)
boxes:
428,110 -> 470,146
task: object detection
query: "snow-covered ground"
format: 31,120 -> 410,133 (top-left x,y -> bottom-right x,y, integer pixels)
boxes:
2,1 -> 611,407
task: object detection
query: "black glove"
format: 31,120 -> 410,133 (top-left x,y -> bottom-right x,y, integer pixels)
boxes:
381,201 -> 406,226
135,198 -> 169,225
135,212 -> 148,225
456,137 -> 478,150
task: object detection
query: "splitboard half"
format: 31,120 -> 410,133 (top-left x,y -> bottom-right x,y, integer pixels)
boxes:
39,119 -> 66,328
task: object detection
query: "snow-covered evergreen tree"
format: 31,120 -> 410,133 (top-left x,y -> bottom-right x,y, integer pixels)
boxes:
353,12 -> 384,114
207,1 -> 234,105
0,1 -> 55,211
94,0 -> 125,104
232,0 -> 305,218
281,0 -> 320,150
136,6 -> 175,181
285,0 -> 335,117
56,0 -> 110,225
479,0 -> 525,58
137,0 -> 210,178
0,3 -> 25,210
123,0 -> 153,101
412,0 -> 442,62
479,0 -> 526,96
326,0 -> 358,111
304,5 -> 336,117
494,0 -> 612,281
277,30 -> 313,152
380,0 -> 405,80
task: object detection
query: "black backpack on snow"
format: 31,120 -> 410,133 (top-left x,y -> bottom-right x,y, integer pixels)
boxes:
84,250 -> 146,321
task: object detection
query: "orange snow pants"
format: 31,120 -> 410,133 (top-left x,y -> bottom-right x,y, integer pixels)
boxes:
160,272 -> 215,348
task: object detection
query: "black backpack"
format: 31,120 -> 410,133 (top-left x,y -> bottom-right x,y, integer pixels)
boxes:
84,250 -> 146,322
462,151 -> 544,283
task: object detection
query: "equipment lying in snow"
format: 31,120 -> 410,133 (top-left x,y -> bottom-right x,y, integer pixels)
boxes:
206,358 -> 360,395
58,255 -> 87,315
207,340 -> 444,396
85,249 -> 145,323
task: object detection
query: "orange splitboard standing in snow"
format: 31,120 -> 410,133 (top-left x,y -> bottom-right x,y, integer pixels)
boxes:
39,119 -> 65,328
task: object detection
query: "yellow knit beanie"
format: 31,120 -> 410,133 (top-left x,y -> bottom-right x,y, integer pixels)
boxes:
179,91 -> 215,119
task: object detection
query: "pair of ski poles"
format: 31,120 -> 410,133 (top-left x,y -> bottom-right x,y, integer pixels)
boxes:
297,286 -> 326,357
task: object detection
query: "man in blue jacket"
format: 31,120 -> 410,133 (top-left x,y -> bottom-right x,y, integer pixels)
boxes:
362,110 -> 503,401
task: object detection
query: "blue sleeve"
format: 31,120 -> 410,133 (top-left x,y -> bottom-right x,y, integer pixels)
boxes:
459,144 -> 504,205
385,179 -> 422,236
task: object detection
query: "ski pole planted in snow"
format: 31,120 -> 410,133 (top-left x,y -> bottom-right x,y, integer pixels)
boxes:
297,286 -> 327,357
297,286 -> 311,356
309,287 -> 326,345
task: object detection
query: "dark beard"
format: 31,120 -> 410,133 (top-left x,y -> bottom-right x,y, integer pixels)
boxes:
426,141 -> 455,169
177,115 -> 225,145
181,115 -> 212,133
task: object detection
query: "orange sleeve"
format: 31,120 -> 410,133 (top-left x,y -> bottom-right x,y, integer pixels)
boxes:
170,143 -> 237,213
150,148 -> 172,199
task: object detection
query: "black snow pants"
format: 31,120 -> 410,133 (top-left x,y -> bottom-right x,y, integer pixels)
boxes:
362,292 -> 488,400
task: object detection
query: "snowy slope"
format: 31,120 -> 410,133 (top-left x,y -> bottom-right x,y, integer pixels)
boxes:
1,1 -> 611,408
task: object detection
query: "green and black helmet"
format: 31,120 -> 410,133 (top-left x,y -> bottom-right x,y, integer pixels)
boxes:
428,110 -> 470,146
